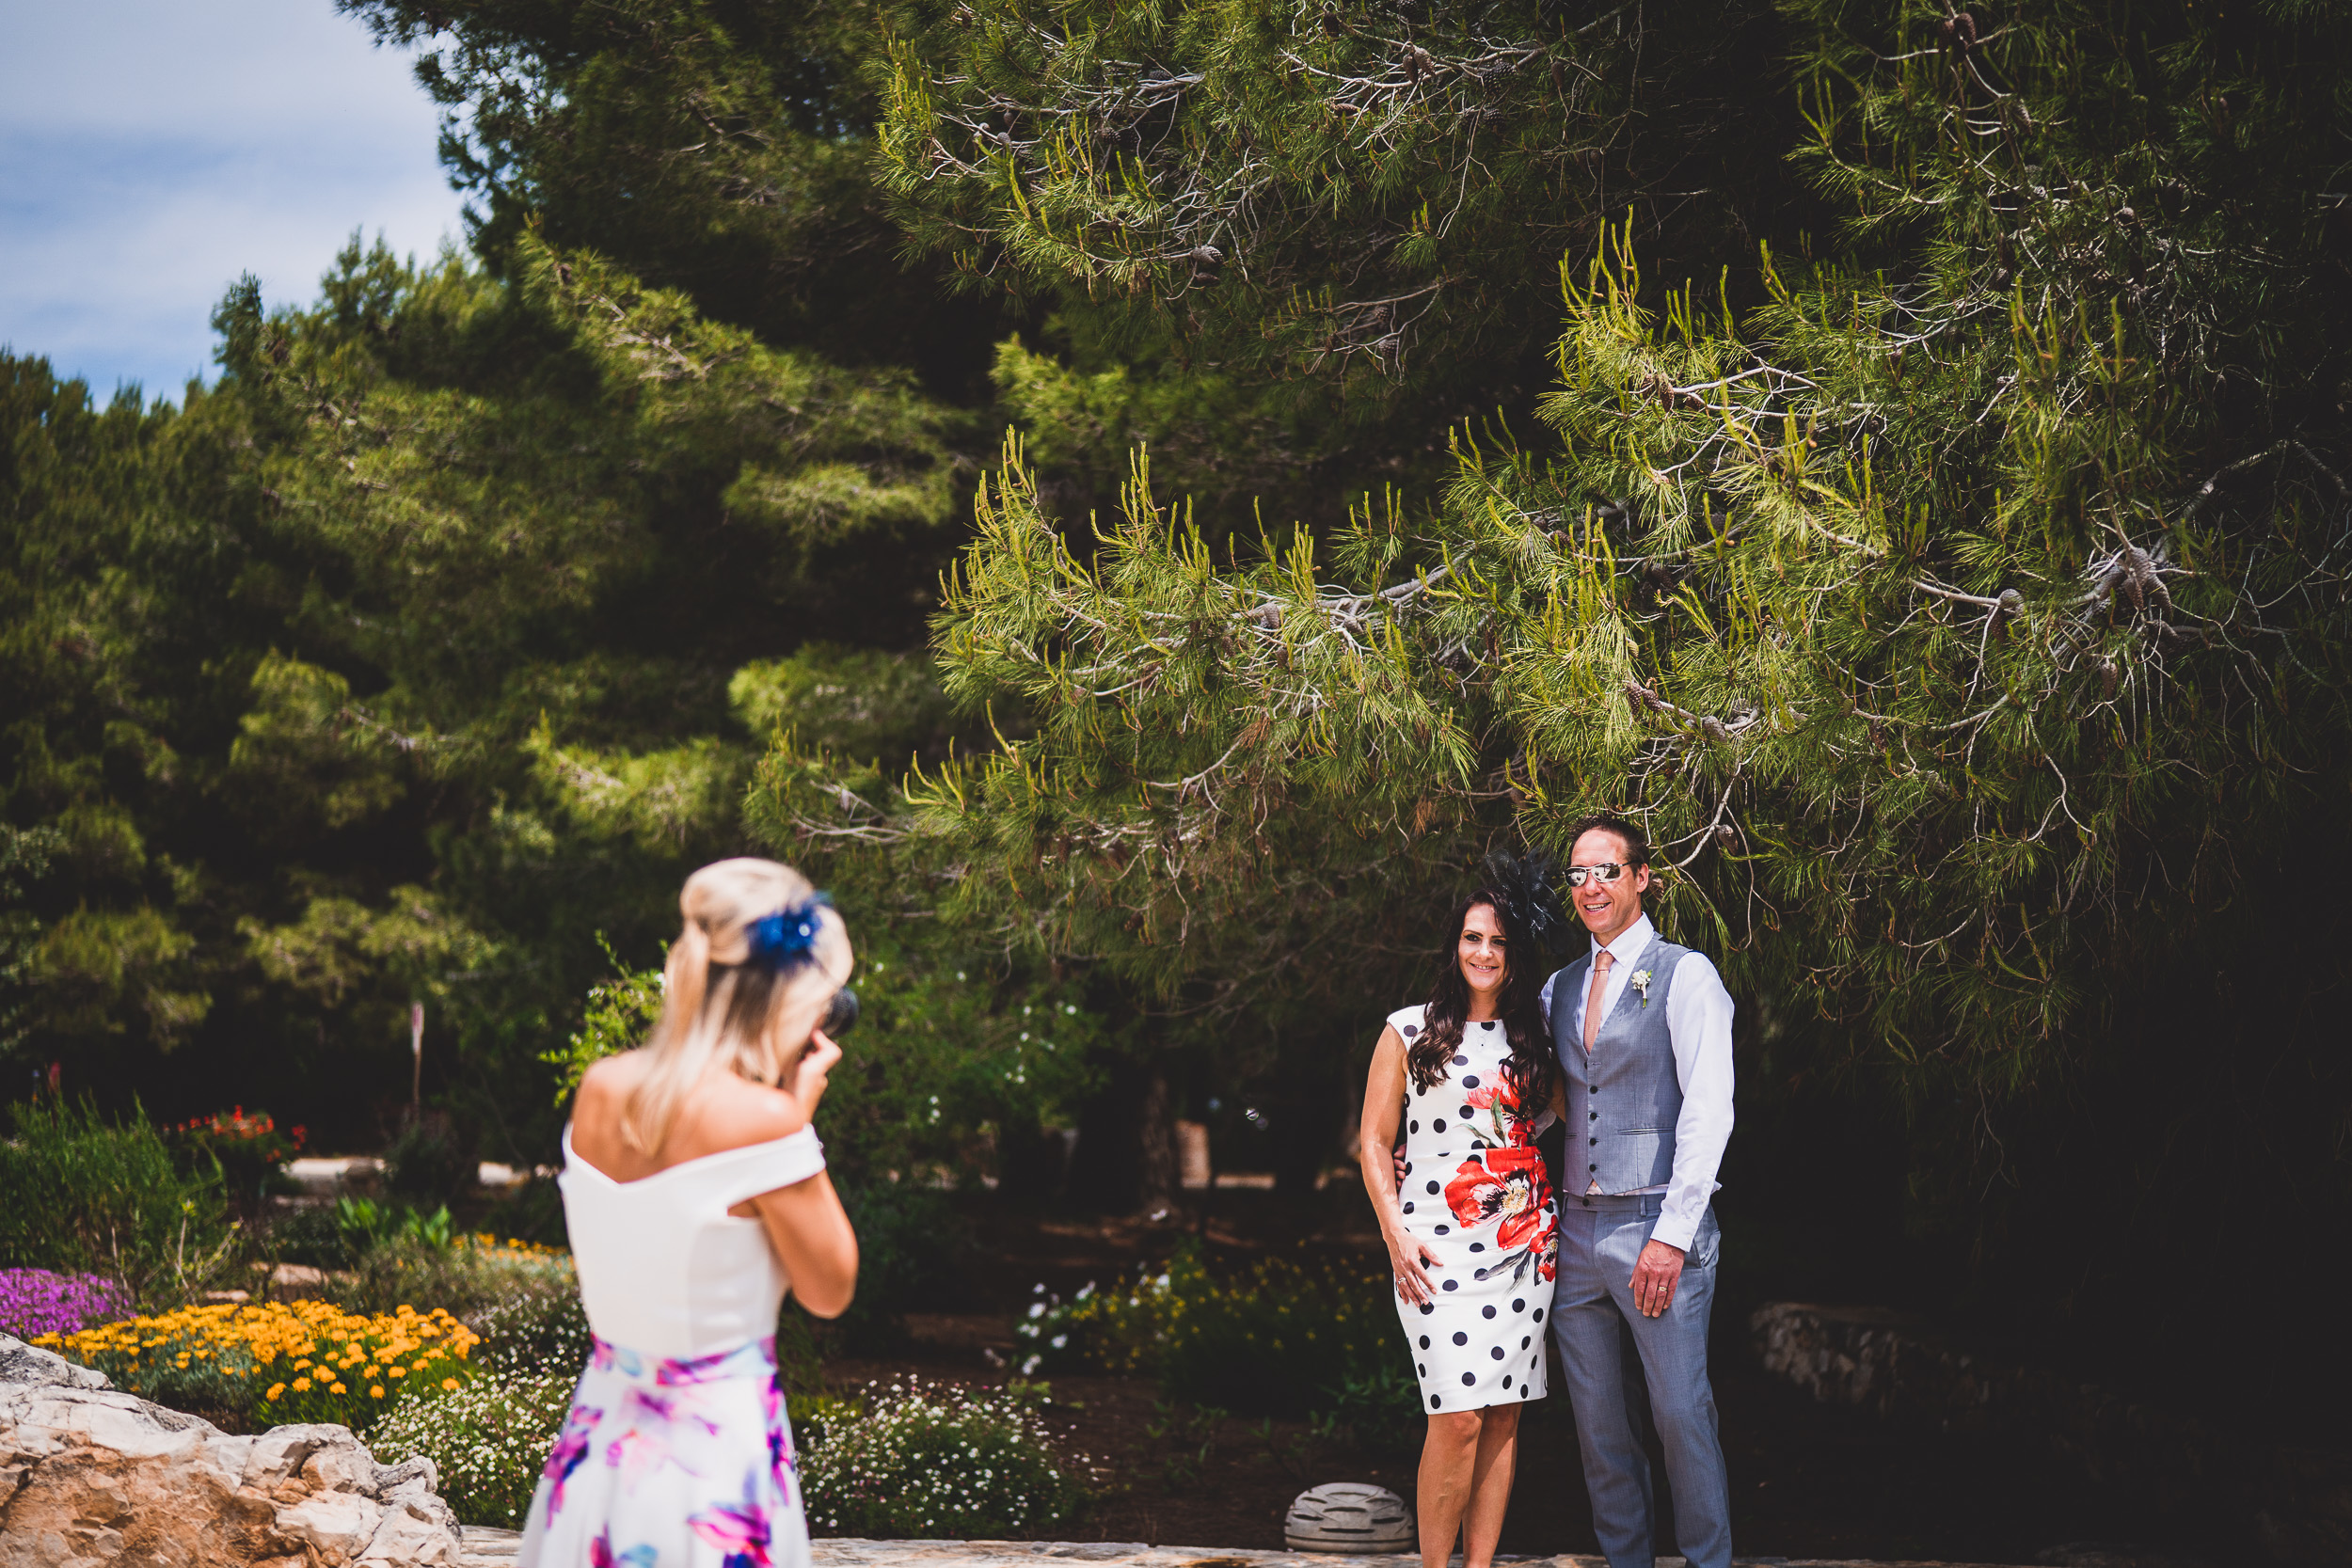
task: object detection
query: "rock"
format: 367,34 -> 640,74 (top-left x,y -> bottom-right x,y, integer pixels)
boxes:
269,1264 -> 330,1298
0,1332 -> 463,1567
0,1335 -> 112,1393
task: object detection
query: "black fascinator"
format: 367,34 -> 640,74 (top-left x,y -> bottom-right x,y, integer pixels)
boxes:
1482,849 -> 1572,961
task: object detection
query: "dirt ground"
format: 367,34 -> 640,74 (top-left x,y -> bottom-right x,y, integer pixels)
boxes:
813,1199 -> 2220,1564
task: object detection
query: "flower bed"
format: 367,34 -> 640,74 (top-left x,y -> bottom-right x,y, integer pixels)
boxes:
369,1368 -> 580,1527
800,1378 -> 1095,1539
1015,1240 -> 1406,1416
169,1106 -> 303,1204
0,1268 -> 135,1339
34,1299 -> 479,1434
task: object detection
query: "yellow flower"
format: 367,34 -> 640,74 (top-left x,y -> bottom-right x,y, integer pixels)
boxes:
441,1377 -> 459,1391
329,1382 -> 348,1395
370,1386 -> 385,1399
267,1384 -> 287,1401
388,1367 -> 406,1379
292,1377 -> 312,1392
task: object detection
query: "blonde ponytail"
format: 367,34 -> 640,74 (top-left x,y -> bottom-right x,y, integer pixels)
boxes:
621,858 -> 850,1153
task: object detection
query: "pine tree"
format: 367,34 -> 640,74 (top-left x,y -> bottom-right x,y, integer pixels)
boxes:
764,0 -> 2352,1390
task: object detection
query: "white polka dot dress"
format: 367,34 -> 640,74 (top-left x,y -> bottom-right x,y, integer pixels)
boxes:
1388,1005 -> 1558,1413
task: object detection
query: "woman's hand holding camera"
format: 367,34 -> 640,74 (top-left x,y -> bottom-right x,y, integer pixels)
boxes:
783,1029 -> 842,1121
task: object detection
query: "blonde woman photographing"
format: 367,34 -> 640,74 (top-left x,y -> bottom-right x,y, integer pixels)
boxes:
522,858 -> 859,1568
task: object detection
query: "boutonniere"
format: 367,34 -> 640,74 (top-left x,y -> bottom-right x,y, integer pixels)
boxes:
1629,969 -> 1654,1006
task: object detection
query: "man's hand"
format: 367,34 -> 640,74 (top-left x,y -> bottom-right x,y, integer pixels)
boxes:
1629,1238 -> 1685,1318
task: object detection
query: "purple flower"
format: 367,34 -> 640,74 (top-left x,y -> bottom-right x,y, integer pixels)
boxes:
0,1269 -> 134,1340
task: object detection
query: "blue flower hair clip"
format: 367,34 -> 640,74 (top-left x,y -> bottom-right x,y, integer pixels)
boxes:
745,893 -> 832,970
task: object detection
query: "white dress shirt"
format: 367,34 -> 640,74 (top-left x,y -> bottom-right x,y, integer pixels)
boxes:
1538,912 -> 1736,1253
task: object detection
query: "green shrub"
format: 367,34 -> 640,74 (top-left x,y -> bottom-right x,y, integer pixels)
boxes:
0,1098 -> 235,1300
263,1203 -> 354,1269
1013,1275 -> 1171,1377
165,1108 -> 302,1213
384,1115 -> 474,1207
367,1368 -> 577,1527
801,1378 -> 1093,1539
1016,1241 -> 1406,1418
478,1176 -> 568,1250
826,1180 -> 964,1355
472,1283 -> 594,1376
336,1232 -> 576,1320
1311,1360 -> 1427,1456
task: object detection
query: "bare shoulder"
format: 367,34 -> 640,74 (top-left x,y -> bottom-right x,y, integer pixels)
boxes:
572,1053 -> 645,1130
670,1072 -> 808,1163
577,1052 -> 646,1105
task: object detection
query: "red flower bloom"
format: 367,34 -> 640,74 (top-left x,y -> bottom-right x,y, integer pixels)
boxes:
1443,1148 -> 1548,1249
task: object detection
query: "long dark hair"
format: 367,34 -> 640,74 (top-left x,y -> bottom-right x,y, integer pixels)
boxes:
1408,887 -> 1556,1117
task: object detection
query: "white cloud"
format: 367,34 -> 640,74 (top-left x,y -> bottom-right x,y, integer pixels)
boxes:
0,0 -> 468,403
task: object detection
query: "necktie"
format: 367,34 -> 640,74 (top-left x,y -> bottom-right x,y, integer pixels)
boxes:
1582,949 -> 1615,1054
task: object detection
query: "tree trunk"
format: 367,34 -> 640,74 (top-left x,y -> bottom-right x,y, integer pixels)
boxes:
1136,1064 -> 1178,1213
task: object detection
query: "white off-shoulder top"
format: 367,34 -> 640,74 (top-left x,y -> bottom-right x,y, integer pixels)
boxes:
556,1123 -> 827,1359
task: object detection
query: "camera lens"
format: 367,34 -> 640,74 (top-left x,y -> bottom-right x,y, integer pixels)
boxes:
820,987 -> 859,1038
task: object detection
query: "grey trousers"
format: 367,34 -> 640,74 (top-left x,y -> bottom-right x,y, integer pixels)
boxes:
1548,1192 -> 1732,1568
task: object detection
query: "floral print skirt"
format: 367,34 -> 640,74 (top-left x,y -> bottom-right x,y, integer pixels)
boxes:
519,1336 -> 806,1568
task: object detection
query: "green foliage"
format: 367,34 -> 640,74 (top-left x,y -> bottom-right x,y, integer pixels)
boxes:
343,0 -> 994,376
0,1098 -> 234,1301
729,645 -> 960,767
1311,1359 -> 1424,1457
334,1231 -> 576,1321
367,1369 -> 578,1528
384,1117 -> 475,1207
548,922 -> 1110,1191
1014,1243 -> 1402,1418
882,1 -> 2352,1179
470,1281 -> 594,1378
0,825 -> 63,1060
164,1108 -> 301,1212
823,1181 -> 965,1355
546,942 -> 667,1103
879,0 -> 1788,423
800,1377 -> 1093,1539
4,201 -> 973,1152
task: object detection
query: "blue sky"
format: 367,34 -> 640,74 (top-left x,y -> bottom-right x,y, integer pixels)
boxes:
1,0 -> 466,404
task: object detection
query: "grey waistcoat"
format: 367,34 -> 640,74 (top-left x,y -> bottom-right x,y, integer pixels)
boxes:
1552,933 -> 1692,1194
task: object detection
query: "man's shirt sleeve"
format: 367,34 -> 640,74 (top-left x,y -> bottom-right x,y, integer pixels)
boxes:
1656,951 -> 1736,1252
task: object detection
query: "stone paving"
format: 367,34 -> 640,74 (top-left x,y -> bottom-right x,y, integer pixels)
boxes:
455,1528 -> 2028,1568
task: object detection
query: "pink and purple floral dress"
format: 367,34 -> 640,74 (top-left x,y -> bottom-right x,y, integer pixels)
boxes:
523,1126 -> 827,1568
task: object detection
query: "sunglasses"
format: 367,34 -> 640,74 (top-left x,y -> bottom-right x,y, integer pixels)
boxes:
1564,863 -> 1634,887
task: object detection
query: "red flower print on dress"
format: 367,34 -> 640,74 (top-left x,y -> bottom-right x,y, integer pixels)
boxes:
1464,1067 -> 1538,1148
1443,1147 -> 1544,1244
1444,1147 -> 1554,1286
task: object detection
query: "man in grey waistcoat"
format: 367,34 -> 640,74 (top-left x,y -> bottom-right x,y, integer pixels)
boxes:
1539,814 -> 1736,1568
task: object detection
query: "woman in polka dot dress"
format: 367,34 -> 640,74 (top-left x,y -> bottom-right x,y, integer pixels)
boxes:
1359,877 -> 1564,1568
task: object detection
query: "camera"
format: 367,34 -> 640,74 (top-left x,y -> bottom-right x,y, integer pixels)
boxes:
819,986 -> 859,1039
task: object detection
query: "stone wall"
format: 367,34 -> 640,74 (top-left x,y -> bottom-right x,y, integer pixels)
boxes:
1749,1303 -> 2352,1566
0,1333 -> 464,1567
